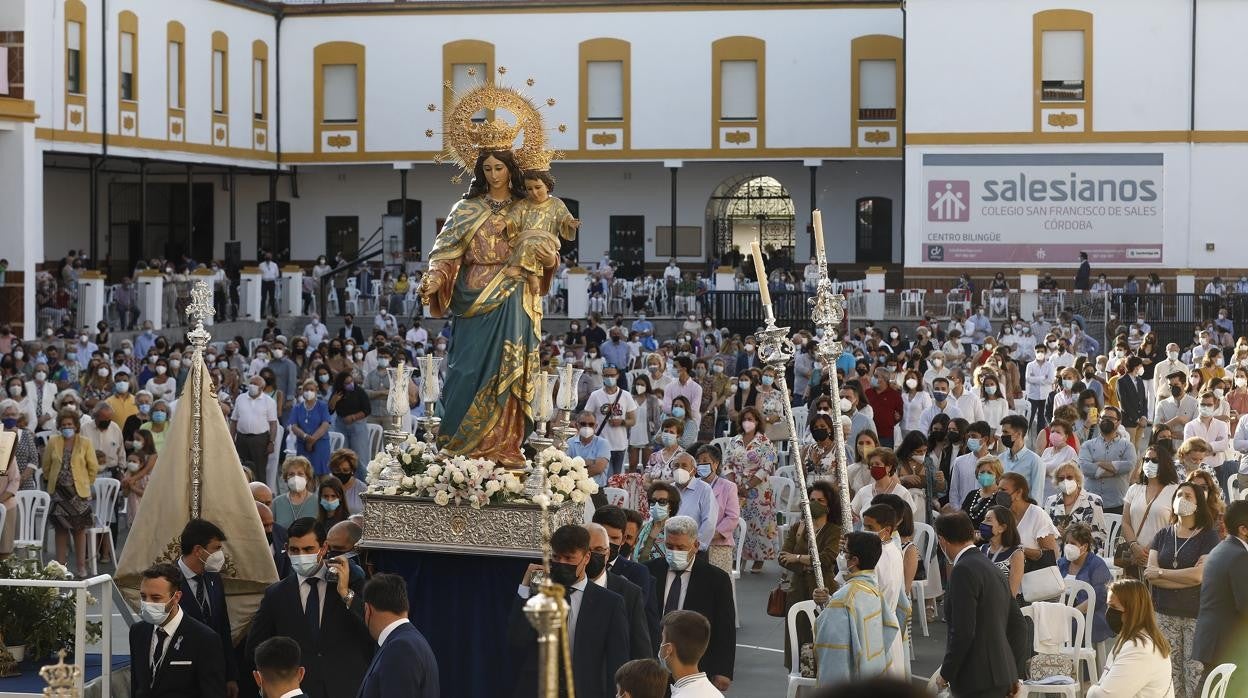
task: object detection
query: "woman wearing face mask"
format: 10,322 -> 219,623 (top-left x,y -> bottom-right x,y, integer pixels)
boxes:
144,399 -> 171,453
1035,404 -> 1080,454
1143,482 -> 1218,698
1039,420 -> 1078,485
1184,468 -> 1226,537
999,472 -> 1061,574
272,457 -> 318,528
627,375 -> 661,471
803,413 -> 840,477
664,395 -> 698,450
1086,578 -> 1174,698
1072,389 -> 1102,441
42,409 -> 99,576
316,476 -> 350,528
1044,462 -> 1108,551
849,448 -> 915,524
778,480 -> 841,670
329,370 -> 371,464
145,359 -> 176,403
634,481 -> 681,563
899,369 -> 932,435
644,353 -> 673,394
328,448 -> 365,513
1227,367 -> 1248,432
962,455 -> 1010,532
0,399 -> 39,492
291,378 -> 332,476
0,401 -> 27,557
728,371 -> 758,430
895,430 -> 939,524
121,429 -> 158,522
81,361 -> 113,404
846,428 -> 882,497
978,505 -> 1025,598
978,372 -> 1009,436
754,367 -> 790,442
645,418 -> 686,483
1056,522 -> 1114,646
723,407 -> 779,572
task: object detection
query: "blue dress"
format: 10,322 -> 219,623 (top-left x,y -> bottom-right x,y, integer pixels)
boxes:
290,399 -> 332,475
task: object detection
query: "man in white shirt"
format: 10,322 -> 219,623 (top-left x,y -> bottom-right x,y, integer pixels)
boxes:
584,365 -> 637,478
918,376 -> 963,432
259,253 -> 280,319
405,321 -> 429,348
131,563 -> 226,697
303,315 -> 328,348
1155,371 -> 1199,450
664,259 -> 682,283
671,454 -> 718,550
251,636 -> 307,698
81,402 -> 126,471
1185,390 -> 1231,471
948,371 -> 983,425
230,376 -> 278,484
860,503 -> 908,679
1025,348 -> 1057,431
1152,343 -> 1188,399
661,610 -> 724,697
947,421 -> 994,511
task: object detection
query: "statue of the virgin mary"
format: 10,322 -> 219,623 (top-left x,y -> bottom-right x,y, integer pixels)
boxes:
420,85 -> 563,467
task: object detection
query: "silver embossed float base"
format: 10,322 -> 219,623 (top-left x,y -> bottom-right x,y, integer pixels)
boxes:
359,495 -> 584,557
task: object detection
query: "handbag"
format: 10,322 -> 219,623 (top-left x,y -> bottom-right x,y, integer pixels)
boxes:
766,584 -> 787,617
1021,549 -> 1064,602
1114,491 -> 1160,573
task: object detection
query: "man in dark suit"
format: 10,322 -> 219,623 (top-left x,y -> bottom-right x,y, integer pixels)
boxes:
252,637 -> 306,698
593,507 -> 656,632
257,502 -> 292,579
338,315 -> 365,344
130,563 -> 227,698
585,522 -> 651,660
1118,356 -> 1150,446
934,512 -> 1028,698
356,574 -> 440,698
246,518 -> 374,698
643,515 -> 735,693
176,518 -> 239,697
1194,500 -> 1248,695
509,525 -> 629,698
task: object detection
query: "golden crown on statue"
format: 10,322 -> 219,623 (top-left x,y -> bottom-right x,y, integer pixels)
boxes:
40,650 -> 80,696
426,66 -> 566,182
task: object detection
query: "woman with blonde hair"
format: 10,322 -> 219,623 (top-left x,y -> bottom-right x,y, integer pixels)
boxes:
272,456 -> 318,528
43,408 -> 100,576
1175,437 -> 1211,479
1086,578 -> 1173,697
1044,461 -> 1108,550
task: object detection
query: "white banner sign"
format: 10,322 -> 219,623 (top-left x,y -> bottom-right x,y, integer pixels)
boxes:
921,153 -> 1164,265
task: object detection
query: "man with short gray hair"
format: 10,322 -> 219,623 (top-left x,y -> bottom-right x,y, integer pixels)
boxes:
643,516 -> 735,692
81,401 -> 125,471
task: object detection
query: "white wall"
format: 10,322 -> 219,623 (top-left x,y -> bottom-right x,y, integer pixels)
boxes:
1194,0 -> 1248,131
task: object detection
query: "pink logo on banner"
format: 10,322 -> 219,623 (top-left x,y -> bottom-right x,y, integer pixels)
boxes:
928,180 -> 970,222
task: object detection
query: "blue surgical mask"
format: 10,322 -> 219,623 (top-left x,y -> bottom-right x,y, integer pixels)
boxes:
603,377 -> 616,387
977,472 -> 996,488
665,548 -> 690,571
151,411 -> 167,423
660,433 -> 677,447
967,437 -> 983,453
761,375 -> 774,386
649,503 -> 669,521
696,463 -> 712,478
60,427 -> 75,439
1,418 -> 15,429
289,553 -> 320,578
138,403 -> 152,415
320,498 -> 340,512
671,406 -> 686,419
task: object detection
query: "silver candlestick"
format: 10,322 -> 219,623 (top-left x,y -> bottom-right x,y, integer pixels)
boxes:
415,355 -> 444,448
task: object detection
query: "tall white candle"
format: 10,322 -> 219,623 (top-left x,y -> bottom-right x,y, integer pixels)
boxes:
750,240 -> 772,307
560,363 -> 574,410
813,210 -> 826,263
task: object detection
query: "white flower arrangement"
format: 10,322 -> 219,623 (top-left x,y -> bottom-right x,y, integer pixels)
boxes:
365,438 -> 598,508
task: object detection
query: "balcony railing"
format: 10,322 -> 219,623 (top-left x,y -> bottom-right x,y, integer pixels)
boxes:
858,107 -> 897,121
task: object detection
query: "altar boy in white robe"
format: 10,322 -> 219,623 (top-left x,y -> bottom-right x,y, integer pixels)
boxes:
861,502 -> 911,680
813,531 -> 901,685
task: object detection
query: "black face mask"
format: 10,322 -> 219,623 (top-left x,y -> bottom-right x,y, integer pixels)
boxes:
608,542 -> 621,563
334,471 -> 353,483
947,431 -> 962,443
96,419 -> 110,430
1105,607 -> 1123,635
585,552 -> 607,580
929,430 -> 946,444
265,531 -> 274,545
810,427 -> 830,443
618,542 -> 634,560
856,367 -> 868,376
1170,385 -> 1183,398
1099,419 -> 1116,435
1000,434 -> 1014,449
548,561 -> 579,588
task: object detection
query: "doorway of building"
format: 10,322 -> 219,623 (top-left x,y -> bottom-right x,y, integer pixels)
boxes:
855,196 -> 893,263
257,201 -> 291,260
386,199 -> 421,255
609,215 -> 644,278
325,216 -> 360,261
706,174 -> 795,268
109,181 -> 214,269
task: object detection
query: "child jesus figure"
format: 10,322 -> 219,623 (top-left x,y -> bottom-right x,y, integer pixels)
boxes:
505,169 -> 579,296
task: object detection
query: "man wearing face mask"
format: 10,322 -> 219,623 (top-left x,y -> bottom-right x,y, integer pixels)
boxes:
947,421 -> 995,514
1077,408 -> 1137,515
642,516 -> 734,692
81,402 -> 126,474
105,367 -> 139,428
1184,390 -> 1231,480
584,523 -> 652,660
130,563 -> 227,698
176,519 -> 239,696
671,453 -> 717,550
567,410 -> 612,504
1153,343 -> 1188,400
812,532 -> 899,686
254,501 -> 292,579
585,365 -> 638,479
246,518 -> 372,698
511,525 -> 628,698
592,506 -> 658,636
231,376 -> 279,486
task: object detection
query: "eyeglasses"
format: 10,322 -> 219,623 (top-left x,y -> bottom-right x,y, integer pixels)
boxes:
651,498 -> 670,505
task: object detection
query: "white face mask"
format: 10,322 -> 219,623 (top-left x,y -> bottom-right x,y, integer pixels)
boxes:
634,384 -> 647,395
1200,405 -> 1216,418
140,599 -> 172,626
840,397 -> 853,413
673,468 -> 691,486
1142,460 -> 1160,479
578,426 -> 595,439
289,553 -> 321,578
1060,478 -> 1079,495
287,475 -> 307,493
904,378 -> 918,390
303,390 -> 317,402
97,367 -> 110,377
202,548 -> 225,573
1172,497 -> 1197,517
156,366 -> 167,375
248,384 -> 262,397
1063,543 -> 1083,561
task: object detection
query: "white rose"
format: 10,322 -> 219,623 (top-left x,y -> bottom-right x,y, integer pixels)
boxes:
533,494 -> 551,508
452,470 -> 465,485
401,476 -> 416,489
560,476 -> 576,493
383,486 -> 399,496
570,456 -> 586,470
422,476 -> 436,489
401,452 -> 413,465
577,479 -> 596,494
551,492 -> 565,504
434,490 -> 450,506
426,464 -> 442,478
570,489 -> 587,504
484,480 -> 501,495
506,478 -> 525,494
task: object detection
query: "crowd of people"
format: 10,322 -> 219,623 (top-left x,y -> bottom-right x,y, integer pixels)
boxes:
3,257 -> 1248,697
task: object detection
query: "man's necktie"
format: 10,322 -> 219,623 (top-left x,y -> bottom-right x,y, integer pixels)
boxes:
152,627 -> 168,684
34,388 -> 43,425
665,573 -> 682,614
193,576 -> 209,617
305,578 -> 321,640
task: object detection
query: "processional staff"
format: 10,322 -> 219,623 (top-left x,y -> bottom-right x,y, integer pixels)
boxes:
749,241 -> 824,590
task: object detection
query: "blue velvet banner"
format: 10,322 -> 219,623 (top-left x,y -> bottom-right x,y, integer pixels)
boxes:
373,549 -> 536,698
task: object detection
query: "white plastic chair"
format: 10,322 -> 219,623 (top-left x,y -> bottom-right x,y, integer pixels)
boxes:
327,287 -> 341,316
1059,577 -> 1100,680
911,521 -> 942,637
366,423 -> 383,460
731,516 -> 747,628
1101,513 -> 1122,559
87,478 -> 121,576
770,475 -> 796,527
603,486 -> 629,509
247,337 -> 262,355
1018,604 -> 1084,698
344,286 -> 361,315
791,405 -> 808,429
30,465 -> 44,491
901,289 -> 925,317
328,431 -> 346,453
15,490 -> 51,560
784,599 -> 818,698
1201,663 -> 1237,698
775,465 -> 796,481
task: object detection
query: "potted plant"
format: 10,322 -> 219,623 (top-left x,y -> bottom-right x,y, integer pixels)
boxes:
0,558 -> 101,662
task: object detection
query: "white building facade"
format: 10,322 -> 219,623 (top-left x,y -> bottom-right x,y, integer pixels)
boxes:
1,0 -> 911,335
